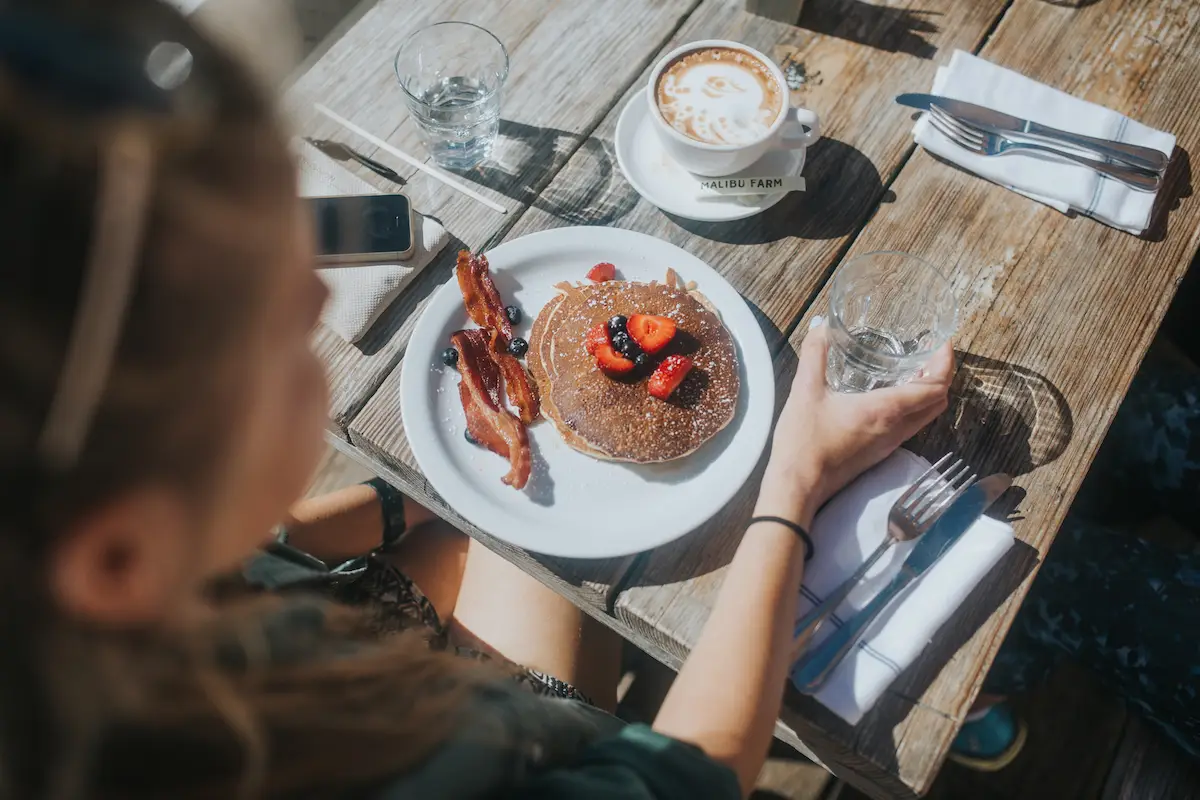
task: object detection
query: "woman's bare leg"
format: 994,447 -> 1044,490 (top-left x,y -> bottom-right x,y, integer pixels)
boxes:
379,519 -> 470,627
450,539 -> 622,711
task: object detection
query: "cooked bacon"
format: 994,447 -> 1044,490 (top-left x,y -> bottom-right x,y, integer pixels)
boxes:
493,350 -> 540,425
456,250 -> 512,351
452,329 -> 531,489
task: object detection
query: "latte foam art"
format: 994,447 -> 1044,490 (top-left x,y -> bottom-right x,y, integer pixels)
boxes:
655,48 -> 783,146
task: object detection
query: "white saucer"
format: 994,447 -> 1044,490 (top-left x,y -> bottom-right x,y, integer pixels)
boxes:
614,93 -> 805,222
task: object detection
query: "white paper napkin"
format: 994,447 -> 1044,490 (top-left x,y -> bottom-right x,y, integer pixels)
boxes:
913,50 -> 1175,235
296,141 -> 449,343
790,448 -> 1014,725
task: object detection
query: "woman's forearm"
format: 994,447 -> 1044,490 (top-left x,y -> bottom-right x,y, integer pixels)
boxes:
652,473 -> 818,795
282,484 -> 434,560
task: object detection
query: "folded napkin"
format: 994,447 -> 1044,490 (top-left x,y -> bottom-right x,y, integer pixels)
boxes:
296,141 -> 449,342
790,448 -> 1014,725
914,50 -> 1175,235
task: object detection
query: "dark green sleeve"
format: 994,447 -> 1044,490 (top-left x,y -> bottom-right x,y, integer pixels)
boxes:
522,724 -> 741,800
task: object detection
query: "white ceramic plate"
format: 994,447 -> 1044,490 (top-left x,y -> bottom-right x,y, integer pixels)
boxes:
401,227 -> 774,558
614,93 -> 804,222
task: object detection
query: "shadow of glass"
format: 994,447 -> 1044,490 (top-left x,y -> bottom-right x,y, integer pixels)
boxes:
915,351 -> 1074,479
668,137 -> 885,244
453,119 -> 641,226
799,0 -> 942,60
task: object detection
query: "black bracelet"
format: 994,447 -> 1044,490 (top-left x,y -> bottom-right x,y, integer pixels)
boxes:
365,477 -> 408,552
748,516 -> 814,562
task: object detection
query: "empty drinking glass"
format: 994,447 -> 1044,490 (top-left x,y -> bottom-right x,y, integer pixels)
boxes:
394,22 -> 509,170
826,251 -> 957,392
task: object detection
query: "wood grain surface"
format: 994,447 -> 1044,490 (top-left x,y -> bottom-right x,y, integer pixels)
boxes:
306,0 -> 1200,796
286,0 -> 700,428
616,0 -> 1200,796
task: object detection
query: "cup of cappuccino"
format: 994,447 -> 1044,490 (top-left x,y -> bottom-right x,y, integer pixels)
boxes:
646,40 -> 821,177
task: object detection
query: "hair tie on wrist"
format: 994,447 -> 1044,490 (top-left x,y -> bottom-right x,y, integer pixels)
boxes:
749,516 -> 814,562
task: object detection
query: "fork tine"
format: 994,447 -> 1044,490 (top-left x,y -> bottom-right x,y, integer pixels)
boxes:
928,115 -> 985,155
901,456 -> 963,515
928,106 -> 985,143
906,458 -> 967,520
914,465 -> 976,526
916,473 -> 979,528
895,453 -> 953,509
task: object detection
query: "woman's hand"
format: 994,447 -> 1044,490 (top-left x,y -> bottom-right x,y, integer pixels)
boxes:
759,323 -> 955,526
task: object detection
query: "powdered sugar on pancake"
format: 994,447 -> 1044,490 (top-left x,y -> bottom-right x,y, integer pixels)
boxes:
530,275 -> 740,463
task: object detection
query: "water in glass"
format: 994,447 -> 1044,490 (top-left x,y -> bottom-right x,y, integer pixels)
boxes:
395,23 -> 508,170
825,251 -> 957,392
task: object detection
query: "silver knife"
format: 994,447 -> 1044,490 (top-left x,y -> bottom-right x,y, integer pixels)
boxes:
896,93 -> 1169,175
792,472 -> 1012,694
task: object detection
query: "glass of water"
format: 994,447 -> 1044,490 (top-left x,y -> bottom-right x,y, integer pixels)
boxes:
826,251 -> 957,392
394,22 -> 509,170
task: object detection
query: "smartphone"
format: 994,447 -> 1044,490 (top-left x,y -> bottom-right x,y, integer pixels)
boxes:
310,194 -> 414,266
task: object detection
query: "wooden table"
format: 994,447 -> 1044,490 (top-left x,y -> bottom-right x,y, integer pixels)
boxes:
287,1 -> 1200,796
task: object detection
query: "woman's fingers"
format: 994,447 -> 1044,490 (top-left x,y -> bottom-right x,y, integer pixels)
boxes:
794,322 -> 830,392
914,341 -> 955,386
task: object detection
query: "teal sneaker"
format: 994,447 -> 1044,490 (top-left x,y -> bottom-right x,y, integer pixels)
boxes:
949,702 -> 1027,772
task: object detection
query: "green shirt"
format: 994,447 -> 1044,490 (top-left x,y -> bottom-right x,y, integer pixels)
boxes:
519,723 -> 741,799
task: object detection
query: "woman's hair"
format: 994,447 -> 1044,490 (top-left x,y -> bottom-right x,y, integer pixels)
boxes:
0,2 -> 476,797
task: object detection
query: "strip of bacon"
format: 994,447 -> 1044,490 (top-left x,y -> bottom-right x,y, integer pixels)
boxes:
493,350 -> 541,425
456,250 -> 513,351
452,329 -> 531,489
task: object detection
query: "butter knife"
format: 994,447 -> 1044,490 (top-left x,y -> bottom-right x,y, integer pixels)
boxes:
896,93 -> 1169,175
792,472 -> 1012,694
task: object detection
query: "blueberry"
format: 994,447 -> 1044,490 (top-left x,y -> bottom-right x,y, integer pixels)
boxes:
634,352 -> 651,372
441,347 -> 459,367
505,305 -> 522,325
508,337 -> 529,358
611,330 -> 640,358
465,429 -> 479,446
607,315 -> 628,335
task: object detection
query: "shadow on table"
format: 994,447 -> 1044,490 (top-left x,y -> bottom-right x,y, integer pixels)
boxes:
798,0 -> 942,61
452,119 -> 640,227
668,137 -> 884,245
1142,144 -> 1192,243
915,351 -> 1074,483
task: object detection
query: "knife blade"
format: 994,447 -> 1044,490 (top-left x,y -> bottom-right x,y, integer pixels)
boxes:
792,472 -> 1012,694
896,93 -> 1169,175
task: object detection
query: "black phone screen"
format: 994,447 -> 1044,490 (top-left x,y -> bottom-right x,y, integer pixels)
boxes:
311,194 -> 412,257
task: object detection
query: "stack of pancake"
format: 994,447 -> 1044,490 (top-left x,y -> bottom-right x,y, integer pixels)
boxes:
529,279 -> 740,463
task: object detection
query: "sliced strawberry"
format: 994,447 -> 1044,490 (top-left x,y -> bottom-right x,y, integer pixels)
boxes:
587,261 -> 616,282
627,314 -> 677,354
648,355 -> 694,400
584,322 -> 610,356
594,343 -> 635,374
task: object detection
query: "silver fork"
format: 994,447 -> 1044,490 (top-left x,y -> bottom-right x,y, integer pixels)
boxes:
792,453 -> 977,654
926,105 -> 1160,193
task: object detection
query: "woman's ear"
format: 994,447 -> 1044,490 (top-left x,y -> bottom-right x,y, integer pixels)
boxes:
50,487 -> 194,625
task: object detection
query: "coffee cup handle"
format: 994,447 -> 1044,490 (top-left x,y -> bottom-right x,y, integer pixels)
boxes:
778,107 -> 821,149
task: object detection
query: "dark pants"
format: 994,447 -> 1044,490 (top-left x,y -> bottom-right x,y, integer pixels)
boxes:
983,364 -> 1200,759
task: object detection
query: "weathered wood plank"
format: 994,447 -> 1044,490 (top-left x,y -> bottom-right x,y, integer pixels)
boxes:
496,0 -> 1007,353
286,0 -> 701,428
346,0 -> 1003,645
746,0 -> 805,24
617,0 -> 1200,796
